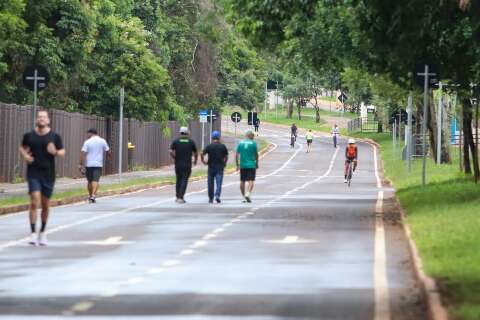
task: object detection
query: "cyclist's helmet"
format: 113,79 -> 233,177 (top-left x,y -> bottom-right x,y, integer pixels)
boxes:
348,138 -> 356,144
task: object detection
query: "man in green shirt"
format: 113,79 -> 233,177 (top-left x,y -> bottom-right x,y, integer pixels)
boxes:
236,130 -> 259,203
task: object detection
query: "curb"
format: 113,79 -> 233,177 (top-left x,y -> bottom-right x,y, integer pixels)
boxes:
395,197 -> 450,320
359,135 -> 449,320
0,143 -> 274,217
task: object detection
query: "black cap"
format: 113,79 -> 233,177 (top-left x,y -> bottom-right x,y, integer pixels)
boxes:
87,128 -> 97,134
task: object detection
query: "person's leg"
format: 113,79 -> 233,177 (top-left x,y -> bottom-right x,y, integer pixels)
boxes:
344,160 -> 349,178
215,169 -> 224,201
240,181 -> 246,197
175,167 -> 182,199
353,160 -> 358,172
40,196 -> 50,232
207,168 -> 214,202
247,180 -> 255,193
29,191 -> 41,232
38,180 -> 54,245
91,181 -> 98,196
179,168 -> 191,200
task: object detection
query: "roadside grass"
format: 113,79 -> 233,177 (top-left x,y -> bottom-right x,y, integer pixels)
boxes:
0,137 -> 270,210
351,132 -> 480,320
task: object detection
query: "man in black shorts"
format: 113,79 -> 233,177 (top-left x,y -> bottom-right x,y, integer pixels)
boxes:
170,127 -> 198,203
235,130 -> 259,203
79,128 -> 110,203
19,110 -> 65,246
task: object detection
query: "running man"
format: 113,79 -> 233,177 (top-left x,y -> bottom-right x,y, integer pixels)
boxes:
170,127 -> 198,203
344,139 -> 358,183
306,129 -> 314,153
332,124 -> 339,148
19,110 -> 65,246
79,128 -> 111,203
201,131 -> 228,203
236,130 -> 259,203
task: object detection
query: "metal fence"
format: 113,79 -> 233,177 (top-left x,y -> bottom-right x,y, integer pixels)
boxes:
0,103 -> 219,182
347,117 -> 380,133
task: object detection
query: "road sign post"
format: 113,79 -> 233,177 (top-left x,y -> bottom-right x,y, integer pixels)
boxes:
199,110 -> 208,150
437,82 -> 443,164
338,92 -> 348,117
407,93 -> 413,172
119,87 -> 125,178
231,112 -> 242,146
23,65 -> 49,128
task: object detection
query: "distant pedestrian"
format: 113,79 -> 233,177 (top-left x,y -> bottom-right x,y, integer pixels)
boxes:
170,127 -> 198,204
236,130 -> 259,203
306,129 -> 314,153
332,124 -> 339,148
254,118 -> 260,134
291,123 -> 298,141
79,128 -> 111,203
201,131 -> 228,204
19,110 -> 65,246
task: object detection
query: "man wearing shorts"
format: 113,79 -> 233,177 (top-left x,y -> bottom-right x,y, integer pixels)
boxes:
79,128 -> 110,203
19,110 -> 65,246
236,130 -> 259,203
306,129 -> 314,153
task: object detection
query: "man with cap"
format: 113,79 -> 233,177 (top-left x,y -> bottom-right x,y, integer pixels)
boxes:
170,127 -> 198,203
201,131 -> 228,203
236,130 -> 259,203
79,128 -> 111,203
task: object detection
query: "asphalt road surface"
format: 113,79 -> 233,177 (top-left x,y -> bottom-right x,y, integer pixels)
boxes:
0,122 -> 427,319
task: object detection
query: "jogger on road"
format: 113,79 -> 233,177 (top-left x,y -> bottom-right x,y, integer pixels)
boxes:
19,110 -> 65,246
170,127 -> 198,204
201,131 -> 228,204
79,128 -> 110,203
332,124 -> 339,148
236,130 -> 259,203
306,130 -> 314,153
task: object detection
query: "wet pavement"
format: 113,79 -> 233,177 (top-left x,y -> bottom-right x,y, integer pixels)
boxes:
0,122 -> 426,319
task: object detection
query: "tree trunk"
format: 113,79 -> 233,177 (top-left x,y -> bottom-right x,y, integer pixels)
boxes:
462,98 -> 479,177
286,99 -> 293,119
427,92 -> 451,163
297,100 -> 302,120
314,95 -> 321,123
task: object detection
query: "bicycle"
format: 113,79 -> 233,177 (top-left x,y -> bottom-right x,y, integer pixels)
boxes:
346,160 -> 354,187
290,134 -> 296,148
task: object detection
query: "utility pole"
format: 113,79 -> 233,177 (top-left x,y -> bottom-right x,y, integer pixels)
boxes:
264,80 -> 268,120
275,80 -> 279,120
118,87 -> 125,178
436,82 -> 443,164
420,65 -> 432,186
407,93 -> 413,172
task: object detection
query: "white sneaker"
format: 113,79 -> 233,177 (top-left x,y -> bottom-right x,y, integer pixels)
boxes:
38,232 -> 48,246
344,179 -> 348,183
28,233 -> 37,246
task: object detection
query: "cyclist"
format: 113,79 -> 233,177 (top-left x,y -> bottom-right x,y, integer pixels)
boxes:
290,133 -> 296,148
306,130 -> 314,153
344,138 -> 358,183
291,124 -> 298,141
332,124 -> 339,148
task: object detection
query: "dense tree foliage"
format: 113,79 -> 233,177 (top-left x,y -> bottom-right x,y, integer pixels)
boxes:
225,0 -> 480,175
0,0 -> 267,122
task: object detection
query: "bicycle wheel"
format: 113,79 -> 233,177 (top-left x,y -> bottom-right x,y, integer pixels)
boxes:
347,163 -> 353,187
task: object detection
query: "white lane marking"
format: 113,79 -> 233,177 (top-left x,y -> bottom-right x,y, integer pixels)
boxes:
83,236 -> 132,246
213,228 -> 224,234
190,240 -> 207,248
223,222 -> 232,227
374,191 -> 391,320
179,249 -> 194,256
162,259 -> 180,267
264,235 -> 317,244
373,144 -> 382,189
126,277 -> 144,285
202,233 -> 216,240
70,301 -> 94,313
258,143 -> 304,179
100,288 -> 118,297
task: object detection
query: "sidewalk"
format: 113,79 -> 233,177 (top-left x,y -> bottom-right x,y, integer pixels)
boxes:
0,135 -> 237,200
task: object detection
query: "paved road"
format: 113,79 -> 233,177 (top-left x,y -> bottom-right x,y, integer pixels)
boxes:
0,122 -> 426,319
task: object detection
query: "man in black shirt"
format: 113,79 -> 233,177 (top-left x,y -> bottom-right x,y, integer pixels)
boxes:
19,110 -> 65,246
201,131 -> 228,203
170,127 -> 198,203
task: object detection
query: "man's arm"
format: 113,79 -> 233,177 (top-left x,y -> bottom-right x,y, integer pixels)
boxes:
79,151 -> 87,167
256,152 -> 259,169
169,141 -> 176,160
235,152 -> 240,169
19,145 -> 34,164
201,151 -> 207,165
192,142 -> 198,166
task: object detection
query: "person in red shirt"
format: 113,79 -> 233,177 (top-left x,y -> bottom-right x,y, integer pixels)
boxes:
344,139 -> 358,183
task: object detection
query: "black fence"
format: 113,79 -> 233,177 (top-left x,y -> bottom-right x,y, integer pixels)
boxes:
347,117 -> 380,133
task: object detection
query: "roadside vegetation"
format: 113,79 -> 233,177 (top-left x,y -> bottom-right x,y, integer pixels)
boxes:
352,132 -> 480,320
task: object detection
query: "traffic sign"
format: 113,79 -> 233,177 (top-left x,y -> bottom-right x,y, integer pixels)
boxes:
231,112 -> 242,123
207,110 -> 218,123
199,115 -> 208,123
338,92 -> 348,103
415,62 -> 439,88
23,65 -> 49,92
